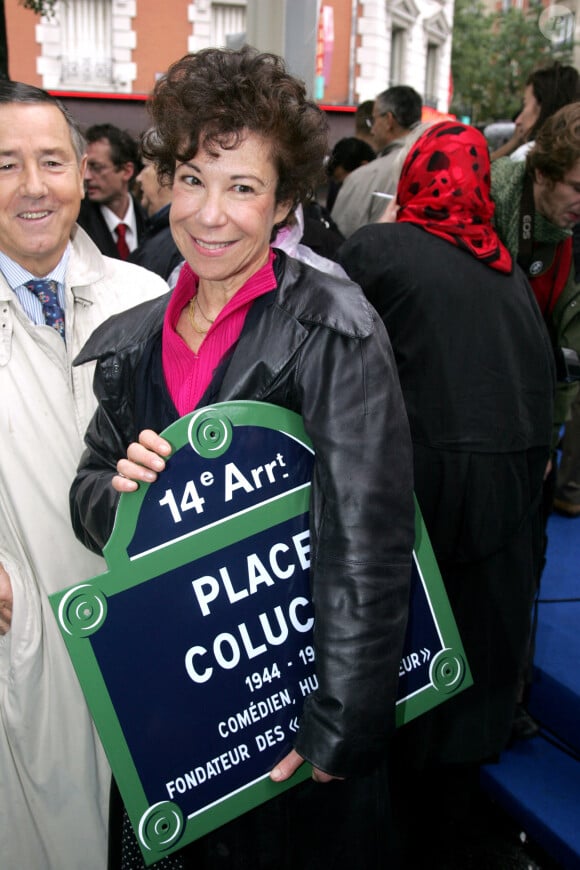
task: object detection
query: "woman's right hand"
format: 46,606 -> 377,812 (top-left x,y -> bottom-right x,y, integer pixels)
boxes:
113,429 -> 173,493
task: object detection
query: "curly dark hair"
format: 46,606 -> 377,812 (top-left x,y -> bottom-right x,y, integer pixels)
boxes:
142,47 -> 329,215
528,102 -> 580,183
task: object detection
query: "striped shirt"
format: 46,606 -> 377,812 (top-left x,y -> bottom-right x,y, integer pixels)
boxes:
0,246 -> 70,326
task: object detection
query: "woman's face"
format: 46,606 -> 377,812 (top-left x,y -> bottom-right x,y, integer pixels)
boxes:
170,131 -> 290,298
515,85 -> 541,141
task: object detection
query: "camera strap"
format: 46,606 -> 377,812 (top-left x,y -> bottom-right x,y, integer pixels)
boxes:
517,171 -> 571,321
517,171 -> 536,274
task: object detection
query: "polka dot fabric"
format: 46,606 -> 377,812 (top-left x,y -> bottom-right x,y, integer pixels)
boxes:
396,122 -> 512,273
120,808 -> 186,869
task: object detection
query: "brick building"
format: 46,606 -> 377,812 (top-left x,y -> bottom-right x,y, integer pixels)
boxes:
4,0 -> 455,140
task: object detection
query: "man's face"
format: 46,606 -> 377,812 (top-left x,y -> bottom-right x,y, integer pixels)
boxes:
371,100 -> 393,151
535,159 -> 580,230
84,138 -> 132,208
0,102 -> 85,276
135,159 -> 169,217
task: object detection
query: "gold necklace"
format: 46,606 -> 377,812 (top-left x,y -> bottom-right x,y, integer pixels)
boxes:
195,293 -> 216,324
188,296 -> 209,335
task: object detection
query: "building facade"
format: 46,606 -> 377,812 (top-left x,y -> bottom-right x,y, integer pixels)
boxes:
5,0 -> 454,136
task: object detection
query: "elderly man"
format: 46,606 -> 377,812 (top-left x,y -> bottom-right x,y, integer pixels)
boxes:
78,122 -> 148,259
0,82 -> 167,869
331,85 -> 422,238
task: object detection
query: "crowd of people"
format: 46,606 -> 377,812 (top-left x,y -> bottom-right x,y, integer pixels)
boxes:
0,47 -> 578,870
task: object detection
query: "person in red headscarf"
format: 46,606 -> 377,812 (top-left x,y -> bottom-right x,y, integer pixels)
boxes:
338,121 -> 555,862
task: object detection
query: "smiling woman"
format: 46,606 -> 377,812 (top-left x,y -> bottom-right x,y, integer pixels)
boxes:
70,46 -> 415,870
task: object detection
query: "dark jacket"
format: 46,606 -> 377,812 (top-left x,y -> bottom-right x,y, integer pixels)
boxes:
339,223 -> 555,561
77,195 -> 148,259
339,223 -> 555,763
128,204 -> 183,281
70,250 -> 414,779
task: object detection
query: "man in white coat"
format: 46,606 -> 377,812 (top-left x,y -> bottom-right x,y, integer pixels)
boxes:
0,81 -> 168,869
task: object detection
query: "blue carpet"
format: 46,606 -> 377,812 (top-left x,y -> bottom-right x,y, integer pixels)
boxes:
529,601 -> 580,755
482,511 -> 580,869
481,737 -> 580,870
530,512 -> 580,755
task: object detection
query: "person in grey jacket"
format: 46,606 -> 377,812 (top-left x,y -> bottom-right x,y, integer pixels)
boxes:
71,47 -> 414,870
330,85 -> 422,238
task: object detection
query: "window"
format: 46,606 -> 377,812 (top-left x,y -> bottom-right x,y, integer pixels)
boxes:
390,28 -> 405,85
387,0 -> 420,86
211,1 -> 247,48
424,44 -> 439,108
60,0 -> 113,89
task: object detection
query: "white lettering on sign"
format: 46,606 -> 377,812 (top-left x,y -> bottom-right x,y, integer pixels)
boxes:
184,597 -> 313,684
223,453 -> 288,502
399,647 -> 431,676
244,663 -> 282,693
255,725 -> 285,751
191,530 -> 310,617
159,477 -> 208,523
298,673 -> 319,697
158,452 -> 291,522
217,688 -> 293,738
165,742 -> 251,798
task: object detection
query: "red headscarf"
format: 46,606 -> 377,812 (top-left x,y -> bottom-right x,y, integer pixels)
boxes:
396,122 -> 512,273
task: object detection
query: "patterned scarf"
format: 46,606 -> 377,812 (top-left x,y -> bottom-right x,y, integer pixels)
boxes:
396,122 -> 512,273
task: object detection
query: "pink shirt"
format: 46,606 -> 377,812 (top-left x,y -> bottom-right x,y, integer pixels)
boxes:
162,251 -> 277,415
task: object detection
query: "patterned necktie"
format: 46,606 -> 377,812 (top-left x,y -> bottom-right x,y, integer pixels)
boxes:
115,222 -> 130,259
25,279 -> 65,340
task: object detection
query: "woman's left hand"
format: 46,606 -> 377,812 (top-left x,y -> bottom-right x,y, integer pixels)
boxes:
113,429 -> 173,492
270,749 -> 345,784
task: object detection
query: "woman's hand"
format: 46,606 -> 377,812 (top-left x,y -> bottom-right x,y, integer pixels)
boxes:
0,563 -> 13,635
113,429 -> 173,493
270,749 -> 345,784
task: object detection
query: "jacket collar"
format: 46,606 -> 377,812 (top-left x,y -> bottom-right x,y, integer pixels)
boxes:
0,224 -> 107,307
67,224 -> 110,303
273,249 -> 373,338
74,248 -> 373,368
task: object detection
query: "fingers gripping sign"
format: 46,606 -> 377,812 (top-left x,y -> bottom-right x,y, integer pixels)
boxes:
270,749 -> 344,784
113,430 -> 173,493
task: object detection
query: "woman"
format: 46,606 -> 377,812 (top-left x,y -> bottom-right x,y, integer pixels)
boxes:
490,61 -> 579,162
338,121 -> 555,862
70,48 -> 414,869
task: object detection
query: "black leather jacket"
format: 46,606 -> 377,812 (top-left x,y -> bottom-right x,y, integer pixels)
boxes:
70,250 -> 414,778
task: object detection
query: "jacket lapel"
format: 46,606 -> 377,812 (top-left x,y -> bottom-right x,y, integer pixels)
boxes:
215,294 -> 310,403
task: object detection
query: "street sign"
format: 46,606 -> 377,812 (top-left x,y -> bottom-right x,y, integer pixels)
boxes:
51,401 -> 471,865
